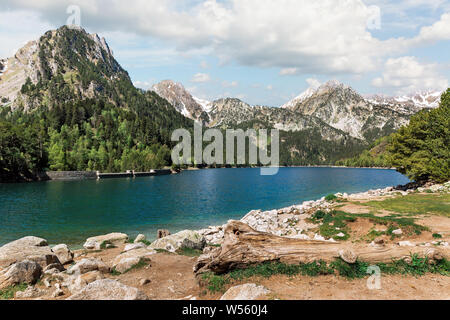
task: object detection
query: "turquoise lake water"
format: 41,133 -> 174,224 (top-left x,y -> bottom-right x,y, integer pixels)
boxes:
0,167 -> 409,247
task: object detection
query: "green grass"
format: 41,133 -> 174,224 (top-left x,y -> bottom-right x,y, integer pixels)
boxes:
325,194 -> 338,201
311,210 -> 356,240
312,208 -> 429,240
0,284 -> 28,300
200,256 -> 450,293
357,193 -> 450,217
100,240 -> 117,249
124,258 -> 150,273
433,233 -> 443,239
176,247 -> 203,257
154,248 -> 175,254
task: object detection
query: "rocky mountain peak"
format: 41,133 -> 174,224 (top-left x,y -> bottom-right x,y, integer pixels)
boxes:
151,80 -> 210,124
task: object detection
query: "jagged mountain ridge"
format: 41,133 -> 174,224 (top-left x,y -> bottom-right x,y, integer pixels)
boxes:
151,80 -> 210,125
152,79 -> 434,144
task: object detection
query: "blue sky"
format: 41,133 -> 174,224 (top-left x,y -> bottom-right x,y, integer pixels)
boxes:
0,0 -> 449,106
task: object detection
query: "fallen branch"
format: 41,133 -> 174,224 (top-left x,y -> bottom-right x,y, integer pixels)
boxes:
194,221 -> 448,274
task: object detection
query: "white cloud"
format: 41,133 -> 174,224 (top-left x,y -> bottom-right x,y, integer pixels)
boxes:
0,10 -> 53,58
372,56 -> 448,94
266,85 -> 273,91
191,73 -> 211,83
1,0 -> 449,81
221,80 -> 238,88
279,68 -> 299,76
133,80 -> 155,90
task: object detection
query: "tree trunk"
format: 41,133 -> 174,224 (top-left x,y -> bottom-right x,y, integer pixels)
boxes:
194,221 -> 448,275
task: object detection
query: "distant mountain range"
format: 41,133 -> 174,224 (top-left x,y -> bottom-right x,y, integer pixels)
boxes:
0,26 -> 444,167
152,79 -> 442,142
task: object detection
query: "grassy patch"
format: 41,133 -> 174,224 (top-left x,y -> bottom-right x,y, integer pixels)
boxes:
100,240 -> 117,249
124,258 -> 150,273
139,240 -> 152,246
154,248 -> 175,254
325,194 -> 338,201
176,247 -> 203,257
311,210 -> 356,240
200,256 -> 450,293
357,193 -> 450,217
433,233 -> 443,239
110,268 -> 121,276
0,284 -> 28,300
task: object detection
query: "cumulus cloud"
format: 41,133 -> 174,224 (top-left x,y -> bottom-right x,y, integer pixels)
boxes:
191,73 -> 211,83
372,56 -> 448,94
279,68 -> 299,76
1,0 -> 449,81
221,80 -> 238,88
0,10 -> 53,58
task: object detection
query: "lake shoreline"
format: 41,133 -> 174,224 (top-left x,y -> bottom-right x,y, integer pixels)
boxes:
1,180 -> 448,300
1,165 -> 397,184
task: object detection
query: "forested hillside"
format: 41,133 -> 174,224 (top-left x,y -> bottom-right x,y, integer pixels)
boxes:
0,27 -> 193,182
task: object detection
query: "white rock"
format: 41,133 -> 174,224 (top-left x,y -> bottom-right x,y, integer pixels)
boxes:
0,236 -> 60,269
123,243 -> 146,252
149,230 -> 206,252
52,244 -> 74,265
15,286 -> 46,299
0,260 -> 42,290
83,233 -> 128,250
398,241 -> 415,247
66,279 -> 148,300
392,229 -> 403,235
67,258 -> 109,275
220,284 -> 270,300
134,234 -> 146,243
114,257 -> 142,274
112,248 -> 155,272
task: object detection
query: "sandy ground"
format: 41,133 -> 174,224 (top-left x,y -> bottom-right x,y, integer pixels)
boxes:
46,243 -> 447,301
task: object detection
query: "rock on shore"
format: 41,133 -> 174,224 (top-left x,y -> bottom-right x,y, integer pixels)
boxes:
83,233 -> 129,250
149,230 -> 206,252
0,236 -> 62,269
66,279 -> 148,300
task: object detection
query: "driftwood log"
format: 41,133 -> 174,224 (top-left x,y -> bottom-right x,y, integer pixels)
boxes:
194,221 -> 448,274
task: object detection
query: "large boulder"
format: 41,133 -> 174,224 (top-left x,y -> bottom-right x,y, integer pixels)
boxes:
67,258 -> 109,275
134,234 -> 146,243
52,244 -> 74,265
0,260 -> 42,290
149,230 -> 206,252
15,286 -> 47,299
220,284 -> 270,300
83,233 -> 128,250
123,243 -> 146,253
62,270 -> 105,294
112,248 -> 155,273
0,236 -> 61,269
66,279 -> 148,300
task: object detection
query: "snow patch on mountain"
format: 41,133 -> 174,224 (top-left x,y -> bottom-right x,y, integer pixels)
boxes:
365,90 -> 442,109
193,96 -> 213,113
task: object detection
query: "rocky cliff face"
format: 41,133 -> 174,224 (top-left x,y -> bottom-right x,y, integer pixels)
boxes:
155,79 -> 433,144
151,80 -> 210,124
0,26 -> 131,111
